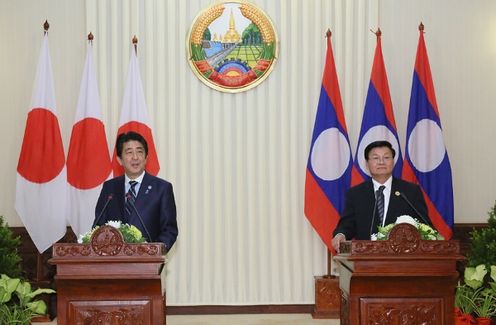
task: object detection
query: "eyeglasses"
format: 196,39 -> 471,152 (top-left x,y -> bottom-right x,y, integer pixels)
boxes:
369,156 -> 393,163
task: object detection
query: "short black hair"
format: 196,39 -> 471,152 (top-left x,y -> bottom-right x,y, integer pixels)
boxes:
116,131 -> 148,158
364,140 -> 396,160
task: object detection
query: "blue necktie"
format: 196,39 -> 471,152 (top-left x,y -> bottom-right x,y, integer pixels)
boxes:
376,185 -> 386,226
125,180 -> 138,216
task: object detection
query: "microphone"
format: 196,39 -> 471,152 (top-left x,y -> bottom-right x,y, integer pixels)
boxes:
395,191 -> 431,226
93,194 -> 113,228
369,191 -> 379,239
126,193 -> 152,242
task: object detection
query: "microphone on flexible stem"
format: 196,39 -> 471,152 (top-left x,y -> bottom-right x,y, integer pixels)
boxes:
395,191 -> 431,226
369,192 -> 379,239
126,193 -> 152,242
93,194 -> 113,228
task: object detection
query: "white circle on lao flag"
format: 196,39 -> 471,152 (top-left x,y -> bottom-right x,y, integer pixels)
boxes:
311,128 -> 351,181
408,119 -> 446,172
357,125 -> 400,177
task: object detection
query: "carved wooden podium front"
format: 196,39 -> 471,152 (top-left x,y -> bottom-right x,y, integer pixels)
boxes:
49,226 -> 166,325
334,223 -> 463,325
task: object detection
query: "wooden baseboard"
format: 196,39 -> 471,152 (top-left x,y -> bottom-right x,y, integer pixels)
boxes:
166,304 -> 314,315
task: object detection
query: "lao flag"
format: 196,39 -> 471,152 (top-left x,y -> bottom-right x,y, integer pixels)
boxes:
15,30 -> 68,253
352,29 -> 403,186
111,39 -> 160,176
305,31 -> 353,252
402,24 -> 453,239
67,36 -> 112,236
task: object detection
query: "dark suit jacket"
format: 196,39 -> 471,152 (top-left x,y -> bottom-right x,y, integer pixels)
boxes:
333,178 -> 429,240
94,172 -> 178,250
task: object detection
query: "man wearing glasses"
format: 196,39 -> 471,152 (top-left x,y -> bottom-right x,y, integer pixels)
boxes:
331,140 -> 429,253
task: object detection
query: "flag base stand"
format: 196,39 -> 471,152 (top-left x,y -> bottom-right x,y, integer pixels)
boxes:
311,275 -> 340,318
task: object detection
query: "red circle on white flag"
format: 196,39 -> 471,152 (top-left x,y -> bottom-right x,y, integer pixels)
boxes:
17,108 -> 65,183
67,118 -> 112,189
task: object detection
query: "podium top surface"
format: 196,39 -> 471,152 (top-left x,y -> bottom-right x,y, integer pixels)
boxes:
48,226 -> 166,279
336,223 -> 463,260
50,226 -> 166,262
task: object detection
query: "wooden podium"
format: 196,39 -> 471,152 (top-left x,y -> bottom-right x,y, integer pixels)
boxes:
49,226 -> 166,325
334,223 -> 463,325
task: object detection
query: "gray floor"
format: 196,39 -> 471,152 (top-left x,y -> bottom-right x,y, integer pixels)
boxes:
37,314 -> 339,324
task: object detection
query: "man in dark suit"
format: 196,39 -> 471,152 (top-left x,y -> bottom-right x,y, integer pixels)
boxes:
94,131 -> 178,251
331,140 -> 429,252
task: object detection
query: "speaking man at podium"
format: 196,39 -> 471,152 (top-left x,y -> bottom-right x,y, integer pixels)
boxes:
94,131 -> 178,251
332,140 -> 430,253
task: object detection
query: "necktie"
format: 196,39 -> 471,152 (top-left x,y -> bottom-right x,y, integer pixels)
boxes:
125,180 -> 138,216
376,185 -> 386,226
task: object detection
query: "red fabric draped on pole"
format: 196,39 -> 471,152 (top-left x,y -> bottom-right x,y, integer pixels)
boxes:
16,26 -> 68,253
352,29 -> 403,186
402,24 -> 454,239
305,31 -> 353,253
66,35 -> 112,236
112,39 -> 160,176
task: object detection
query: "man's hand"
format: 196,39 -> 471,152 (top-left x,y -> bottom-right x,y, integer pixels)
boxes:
332,233 -> 346,253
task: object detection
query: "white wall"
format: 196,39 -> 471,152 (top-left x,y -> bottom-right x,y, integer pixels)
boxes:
0,0 -> 86,224
379,0 -> 496,222
1,0 -> 496,305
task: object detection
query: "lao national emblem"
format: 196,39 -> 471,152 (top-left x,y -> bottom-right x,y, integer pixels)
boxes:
188,1 -> 278,93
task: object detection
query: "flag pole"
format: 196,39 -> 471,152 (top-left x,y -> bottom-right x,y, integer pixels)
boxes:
328,250 -> 332,276
17,18 -> 68,252
132,35 -> 138,55
307,28 -> 350,316
312,27 -> 341,319
43,20 -> 49,34
371,27 -> 381,38
324,28 -> 333,277
326,28 -> 331,39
